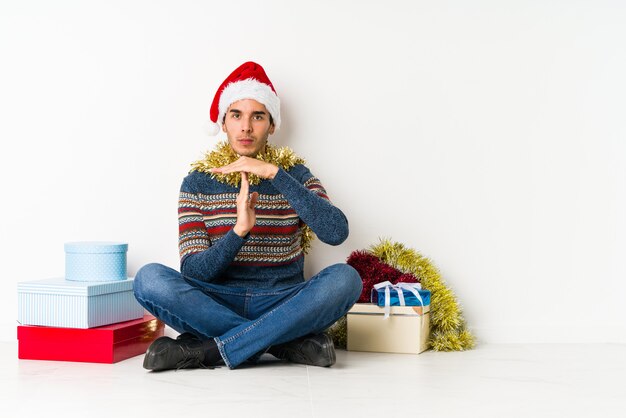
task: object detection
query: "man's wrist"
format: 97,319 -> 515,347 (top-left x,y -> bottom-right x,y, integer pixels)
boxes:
267,165 -> 279,180
233,225 -> 249,238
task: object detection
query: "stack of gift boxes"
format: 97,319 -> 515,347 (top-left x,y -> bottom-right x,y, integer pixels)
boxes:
347,281 -> 432,354
16,242 -> 164,363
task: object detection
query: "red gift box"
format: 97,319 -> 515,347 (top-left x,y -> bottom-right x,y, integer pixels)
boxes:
17,314 -> 164,363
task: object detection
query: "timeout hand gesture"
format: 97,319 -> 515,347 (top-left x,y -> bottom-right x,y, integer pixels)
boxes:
233,172 -> 259,238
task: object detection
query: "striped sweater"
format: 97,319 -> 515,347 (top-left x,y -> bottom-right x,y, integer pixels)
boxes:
178,164 -> 348,287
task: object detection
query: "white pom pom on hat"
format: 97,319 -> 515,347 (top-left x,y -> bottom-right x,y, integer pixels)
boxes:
206,61 -> 281,136
204,119 -> 221,136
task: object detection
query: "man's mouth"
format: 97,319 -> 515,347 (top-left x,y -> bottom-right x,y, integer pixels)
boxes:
238,138 -> 254,144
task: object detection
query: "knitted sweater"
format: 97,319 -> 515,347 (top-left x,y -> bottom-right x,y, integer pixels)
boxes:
178,164 -> 348,288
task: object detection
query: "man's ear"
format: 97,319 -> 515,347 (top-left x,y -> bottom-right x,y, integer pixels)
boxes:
222,123 -> 226,132
268,124 -> 275,135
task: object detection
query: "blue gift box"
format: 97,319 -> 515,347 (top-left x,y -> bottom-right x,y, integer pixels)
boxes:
65,241 -> 128,281
371,286 -> 431,307
17,277 -> 144,328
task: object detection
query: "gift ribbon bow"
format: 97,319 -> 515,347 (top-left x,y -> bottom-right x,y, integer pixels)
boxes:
373,281 -> 424,319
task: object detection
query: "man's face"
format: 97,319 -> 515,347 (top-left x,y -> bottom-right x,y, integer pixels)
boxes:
222,99 -> 275,157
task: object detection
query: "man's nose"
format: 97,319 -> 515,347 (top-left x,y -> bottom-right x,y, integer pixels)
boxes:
241,117 -> 252,132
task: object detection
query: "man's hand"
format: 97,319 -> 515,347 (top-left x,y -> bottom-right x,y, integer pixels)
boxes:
233,172 -> 259,238
210,156 -> 279,180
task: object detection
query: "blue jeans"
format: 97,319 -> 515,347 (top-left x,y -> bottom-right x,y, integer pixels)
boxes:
133,263 -> 362,369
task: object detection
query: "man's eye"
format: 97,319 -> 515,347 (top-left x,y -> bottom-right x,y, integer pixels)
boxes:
232,113 -> 240,119
254,115 -> 263,120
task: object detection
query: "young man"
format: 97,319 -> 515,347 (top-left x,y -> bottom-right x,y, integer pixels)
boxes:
134,61 -> 362,371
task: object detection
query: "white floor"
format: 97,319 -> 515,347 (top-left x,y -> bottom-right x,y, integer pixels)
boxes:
2,333 -> 625,418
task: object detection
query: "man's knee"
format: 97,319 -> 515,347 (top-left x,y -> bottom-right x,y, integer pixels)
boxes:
134,263 -> 170,301
326,263 -> 363,303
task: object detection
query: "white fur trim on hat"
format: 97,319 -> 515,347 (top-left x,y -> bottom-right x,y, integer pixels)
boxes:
217,78 -> 281,130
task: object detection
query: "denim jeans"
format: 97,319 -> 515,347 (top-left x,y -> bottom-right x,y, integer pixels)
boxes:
133,263 -> 362,369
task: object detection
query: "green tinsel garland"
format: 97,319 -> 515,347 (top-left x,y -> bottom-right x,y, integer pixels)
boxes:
327,239 -> 475,352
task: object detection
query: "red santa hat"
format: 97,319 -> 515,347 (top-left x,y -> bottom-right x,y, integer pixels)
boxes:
206,61 -> 281,136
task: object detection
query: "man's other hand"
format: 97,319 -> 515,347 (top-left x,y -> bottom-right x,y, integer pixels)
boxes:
233,172 -> 258,238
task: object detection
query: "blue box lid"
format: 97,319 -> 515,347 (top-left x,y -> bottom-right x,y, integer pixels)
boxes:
17,277 -> 135,296
64,241 -> 128,254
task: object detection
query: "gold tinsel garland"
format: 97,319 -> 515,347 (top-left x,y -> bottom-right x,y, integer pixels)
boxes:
190,141 -> 315,253
327,239 -> 475,352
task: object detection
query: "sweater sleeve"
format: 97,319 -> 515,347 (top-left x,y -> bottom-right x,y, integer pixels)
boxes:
178,176 -> 247,282
181,230 -> 247,282
270,166 -> 349,245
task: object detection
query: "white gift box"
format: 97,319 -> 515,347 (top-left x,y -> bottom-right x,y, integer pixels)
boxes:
17,277 -> 144,328
64,241 -> 128,282
347,303 -> 430,354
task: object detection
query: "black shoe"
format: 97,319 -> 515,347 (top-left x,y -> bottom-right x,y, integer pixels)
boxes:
270,333 -> 336,367
143,336 -> 208,371
178,332 -> 225,367
176,332 -> 199,341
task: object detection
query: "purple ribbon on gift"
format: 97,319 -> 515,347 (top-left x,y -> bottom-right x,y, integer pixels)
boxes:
373,281 -> 424,319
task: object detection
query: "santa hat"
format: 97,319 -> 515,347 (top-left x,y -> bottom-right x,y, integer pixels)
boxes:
206,61 -> 281,136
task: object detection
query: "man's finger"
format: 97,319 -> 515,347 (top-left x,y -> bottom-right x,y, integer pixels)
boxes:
240,171 -> 249,197
212,157 -> 269,177
210,157 -> 248,175
249,191 -> 259,209
211,159 -> 239,174
211,164 -> 234,174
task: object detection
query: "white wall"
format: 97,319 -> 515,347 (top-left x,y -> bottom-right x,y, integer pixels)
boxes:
1,0 -> 625,344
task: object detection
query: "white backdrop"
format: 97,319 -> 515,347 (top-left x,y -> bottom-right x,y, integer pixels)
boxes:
1,0 -> 624,344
